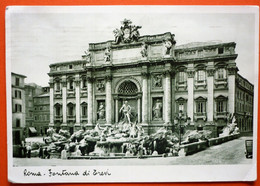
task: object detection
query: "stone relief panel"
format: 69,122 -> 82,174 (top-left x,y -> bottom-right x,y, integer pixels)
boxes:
152,74 -> 163,88
96,79 -> 105,92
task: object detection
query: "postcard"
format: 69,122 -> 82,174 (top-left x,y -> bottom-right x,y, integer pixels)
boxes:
6,6 -> 258,183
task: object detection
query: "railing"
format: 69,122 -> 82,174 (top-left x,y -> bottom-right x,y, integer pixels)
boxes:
194,112 -> 207,121
67,115 -> 76,122
54,115 -> 63,122
214,78 -> 228,88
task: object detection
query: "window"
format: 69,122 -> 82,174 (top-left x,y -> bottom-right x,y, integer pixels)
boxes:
195,97 -> 207,113
68,104 -> 74,116
178,72 -> 186,83
82,79 -> 87,88
218,47 -> 224,54
15,104 -> 22,112
16,119 -> 20,127
217,101 -> 224,112
197,102 -> 205,113
39,115 -> 42,121
69,80 -> 74,90
69,65 -> 73,69
217,68 -> 225,79
179,103 -> 184,112
82,105 -> 87,116
34,116 -> 38,121
56,82 -> 61,91
197,70 -> 205,81
14,90 -> 22,98
56,105 -> 61,116
15,77 -> 20,86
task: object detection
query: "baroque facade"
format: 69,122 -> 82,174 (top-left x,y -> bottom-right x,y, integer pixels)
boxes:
48,20 -> 254,135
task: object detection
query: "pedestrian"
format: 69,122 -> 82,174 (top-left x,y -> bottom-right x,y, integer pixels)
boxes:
39,146 -> 43,159
43,147 -> 50,159
26,143 -> 32,158
21,141 -> 27,158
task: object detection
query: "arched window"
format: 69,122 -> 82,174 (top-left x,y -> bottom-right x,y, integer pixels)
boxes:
118,80 -> 138,95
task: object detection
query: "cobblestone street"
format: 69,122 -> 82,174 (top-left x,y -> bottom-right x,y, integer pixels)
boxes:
13,136 -> 253,166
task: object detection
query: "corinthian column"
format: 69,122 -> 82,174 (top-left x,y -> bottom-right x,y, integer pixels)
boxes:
227,65 -> 238,114
61,78 -> 67,125
207,68 -> 215,122
187,69 -> 195,122
141,72 -> 149,124
105,75 -> 112,125
75,76 -> 81,125
49,82 -> 54,126
87,77 -> 94,125
164,70 -> 172,124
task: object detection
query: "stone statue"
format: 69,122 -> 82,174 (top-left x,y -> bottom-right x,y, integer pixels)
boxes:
163,39 -> 172,56
119,101 -> 132,124
97,102 -> 105,120
113,28 -> 124,44
113,19 -> 142,44
154,75 -> 162,87
153,99 -> 162,119
104,46 -> 111,62
141,42 -> 148,58
83,50 -> 91,63
131,25 -> 142,42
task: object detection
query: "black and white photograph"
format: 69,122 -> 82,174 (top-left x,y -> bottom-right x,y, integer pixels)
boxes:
6,6 -> 258,183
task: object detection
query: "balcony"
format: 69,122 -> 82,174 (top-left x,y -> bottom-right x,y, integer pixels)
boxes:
214,78 -> 228,88
67,115 -> 76,122
81,116 -> 88,122
54,90 -> 62,98
194,112 -> 207,121
67,89 -> 75,98
54,115 -> 62,122
214,111 -> 227,120
176,81 -> 187,91
194,80 -> 207,89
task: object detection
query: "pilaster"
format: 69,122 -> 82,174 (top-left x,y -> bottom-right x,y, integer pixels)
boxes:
141,66 -> 149,125
61,76 -> 67,125
187,64 -> 195,122
227,63 -> 238,114
49,81 -> 54,125
105,70 -> 113,125
206,62 -> 215,122
87,75 -> 94,126
75,74 -> 81,125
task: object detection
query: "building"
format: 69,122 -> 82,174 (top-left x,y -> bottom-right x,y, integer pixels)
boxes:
235,74 -> 254,134
48,19 -> 254,135
11,72 -> 26,156
33,87 -> 50,135
24,83 -> 44,136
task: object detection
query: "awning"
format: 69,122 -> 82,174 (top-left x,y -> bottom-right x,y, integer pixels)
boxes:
29,127 -> 37,133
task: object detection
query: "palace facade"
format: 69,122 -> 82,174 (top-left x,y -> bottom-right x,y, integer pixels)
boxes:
48,20 -> 254,135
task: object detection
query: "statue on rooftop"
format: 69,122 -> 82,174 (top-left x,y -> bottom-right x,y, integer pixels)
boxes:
113,19 -> 142,44
104,46 -> 111,62
163,39 -> 173,56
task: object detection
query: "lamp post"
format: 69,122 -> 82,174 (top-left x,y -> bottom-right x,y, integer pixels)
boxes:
178,111 -> 184,145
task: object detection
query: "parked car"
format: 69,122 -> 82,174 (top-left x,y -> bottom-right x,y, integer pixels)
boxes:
245,140 -> 253,159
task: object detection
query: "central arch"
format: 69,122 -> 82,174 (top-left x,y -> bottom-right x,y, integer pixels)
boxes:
114,78 -> 142,124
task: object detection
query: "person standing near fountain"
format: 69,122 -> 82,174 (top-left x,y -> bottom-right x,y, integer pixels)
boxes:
119,101 -> 132,124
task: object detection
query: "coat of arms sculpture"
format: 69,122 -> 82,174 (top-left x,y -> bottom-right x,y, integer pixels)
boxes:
113,19 -> 142,44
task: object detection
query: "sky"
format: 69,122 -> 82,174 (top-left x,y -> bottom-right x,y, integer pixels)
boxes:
7,6 -> 258,87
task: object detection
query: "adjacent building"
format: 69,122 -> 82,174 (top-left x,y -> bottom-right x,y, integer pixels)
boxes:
12,72 -> 26,156
48,20 -> 254,135
33,87 -> 50,135
24,83 -> 44,136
